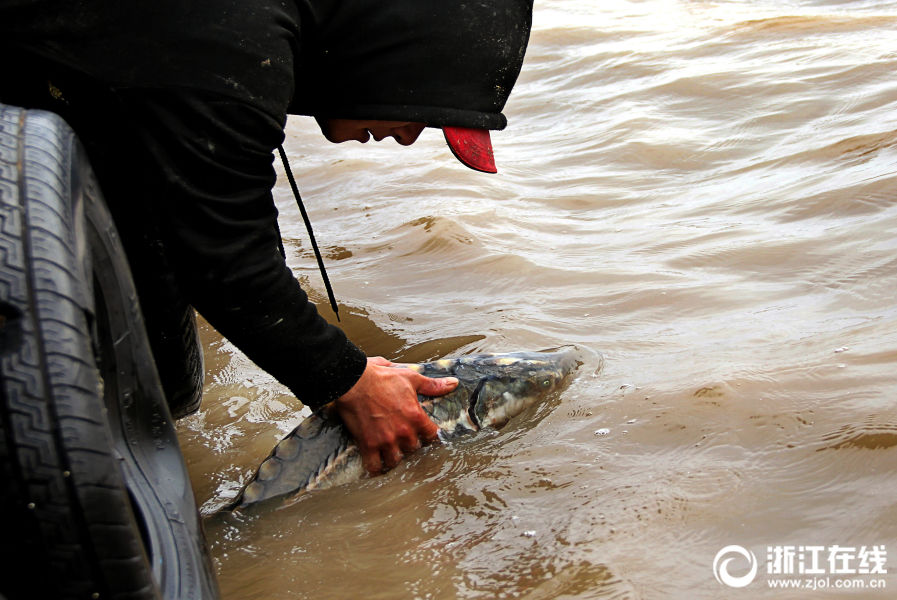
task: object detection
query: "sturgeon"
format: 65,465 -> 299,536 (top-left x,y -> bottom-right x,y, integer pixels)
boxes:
232,347 -> 582,508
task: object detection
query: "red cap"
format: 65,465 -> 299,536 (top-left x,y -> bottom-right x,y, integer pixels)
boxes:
443,127 -> 497,173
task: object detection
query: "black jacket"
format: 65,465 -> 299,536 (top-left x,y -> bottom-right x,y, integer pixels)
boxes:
0,0 -> 532,409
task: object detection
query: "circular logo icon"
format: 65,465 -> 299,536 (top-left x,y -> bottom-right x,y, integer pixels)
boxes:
713,545 -> 758,588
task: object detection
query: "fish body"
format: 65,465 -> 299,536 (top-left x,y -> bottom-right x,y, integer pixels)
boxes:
232,348 -> 582,508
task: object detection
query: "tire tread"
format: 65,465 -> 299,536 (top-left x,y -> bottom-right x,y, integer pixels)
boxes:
0,104 -> 157,599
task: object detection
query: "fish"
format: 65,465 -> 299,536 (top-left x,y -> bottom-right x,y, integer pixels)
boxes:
231,347 -> 583,509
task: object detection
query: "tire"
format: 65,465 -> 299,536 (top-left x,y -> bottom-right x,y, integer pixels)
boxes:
0,104 -> 218,599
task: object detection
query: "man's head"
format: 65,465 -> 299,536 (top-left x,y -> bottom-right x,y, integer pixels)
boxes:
294,0 -> 534,173
316,119 -> 426,146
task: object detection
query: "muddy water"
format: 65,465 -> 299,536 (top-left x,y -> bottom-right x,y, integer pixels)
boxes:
176,1 -> 897,598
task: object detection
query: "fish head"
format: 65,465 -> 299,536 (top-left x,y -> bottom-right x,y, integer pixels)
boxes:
469,347 -> 581,428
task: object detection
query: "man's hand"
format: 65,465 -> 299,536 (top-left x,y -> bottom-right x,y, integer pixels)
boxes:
335,357 -> 458,476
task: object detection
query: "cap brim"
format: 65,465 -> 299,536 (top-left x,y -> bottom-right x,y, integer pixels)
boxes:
443,127 -> 497,173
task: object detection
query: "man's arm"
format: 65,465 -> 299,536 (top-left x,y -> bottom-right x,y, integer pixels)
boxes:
114,90 -> 453,465
119,90 -> 364,406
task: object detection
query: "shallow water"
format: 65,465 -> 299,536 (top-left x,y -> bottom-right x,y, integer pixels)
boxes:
176,0 -> 897,597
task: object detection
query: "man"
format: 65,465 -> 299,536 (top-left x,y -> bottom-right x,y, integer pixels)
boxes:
0,0 -> 533,475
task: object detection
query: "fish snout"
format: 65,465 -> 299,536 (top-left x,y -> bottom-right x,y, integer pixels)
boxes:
556,345 -> 585,371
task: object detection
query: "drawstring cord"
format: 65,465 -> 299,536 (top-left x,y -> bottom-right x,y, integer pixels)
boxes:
277,145 -> 341,322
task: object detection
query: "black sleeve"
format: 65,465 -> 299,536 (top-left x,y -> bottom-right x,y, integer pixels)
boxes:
115,89 -> 367,409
